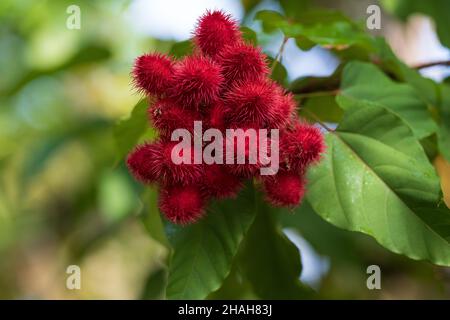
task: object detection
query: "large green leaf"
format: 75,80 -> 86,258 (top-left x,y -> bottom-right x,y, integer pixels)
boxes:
338,62 -> 437,139
255,9 -> 372,50
307,103 -> 450,266
298,95 -> 343,123
239,198 -> 312,299
437,84 -> 450,161
165,183 -> 257,300
140,265 -> 168,300
113,99 -> 156,160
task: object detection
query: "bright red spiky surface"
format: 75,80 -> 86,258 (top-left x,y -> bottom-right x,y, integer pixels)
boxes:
127,141 -> 203,186
202,164 -> 243,199
281,121 -> 325,173
170,55 -> 223,109
225,128 -> 269,178
127,10 -> 325,224
160,141 -> 204,185
194,10 -> 241,59
263,171 -> 305,207
224,79 -> 279,127
218,42 -> 269,88
149,98 -> 200,136
132,53 -> 174,97
127,143 -> 163,183
206,102 -> 227,130
159,184 -> 205,224
269,91 -> 296,129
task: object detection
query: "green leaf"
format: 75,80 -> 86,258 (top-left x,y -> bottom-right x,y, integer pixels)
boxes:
240,26 -> 257,45
290,65 -> 342,94
437,84 -> 450,161
169,40 -> 193,58
338,62 -> 437,139
141,188 -> 170,248
141,265 -> 168,300
279,0 -> 311,20
267,56 -> 288,86
298,94 -> 343,123
239,198 -> 312,299
113,99 -> 154,160
438,125 -> 450,161
255,10 -> 285,34
255,9 -> 372,50
165,183 -> 257,300
307,103 -> 450,266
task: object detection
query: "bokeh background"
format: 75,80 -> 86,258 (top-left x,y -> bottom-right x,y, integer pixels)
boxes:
0,0 -> 449,299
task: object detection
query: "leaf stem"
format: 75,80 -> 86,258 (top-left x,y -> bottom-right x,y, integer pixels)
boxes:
296,89 -> 340,100
271,36 -> 289,72
301,108 -> 333,132
413,60 -> 450,69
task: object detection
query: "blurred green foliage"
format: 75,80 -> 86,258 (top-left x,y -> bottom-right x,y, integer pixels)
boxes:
0,0 -> 449,299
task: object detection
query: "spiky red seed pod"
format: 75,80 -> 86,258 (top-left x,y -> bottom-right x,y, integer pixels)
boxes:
149,98 -> 200,137
127,141 -> 203,186
132,53 -> 174,97
263,171 -> 305,207
170,55 -> 223,109
269,91 -> 297,129
159,184 -> 205,224
218,42 -> 269,88
225,127 -> 269,178
224,79 -> 279,128
280,121 -> 325,173
206,101 -> 227,130
127,143 -> 163,184
202,164 -> 243,199
194,10 -> 241,59
160,141 -> 204,185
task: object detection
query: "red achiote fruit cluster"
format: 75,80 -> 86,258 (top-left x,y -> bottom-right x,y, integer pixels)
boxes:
127,10 -> 325,224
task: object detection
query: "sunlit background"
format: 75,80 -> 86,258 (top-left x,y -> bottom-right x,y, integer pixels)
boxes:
0,0 -> 449,299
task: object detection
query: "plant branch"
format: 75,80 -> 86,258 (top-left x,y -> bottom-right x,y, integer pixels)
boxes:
296,89 -> 340,100
412,60 -> 450,69
271,36 -> 289,71
301,108 -> 333,132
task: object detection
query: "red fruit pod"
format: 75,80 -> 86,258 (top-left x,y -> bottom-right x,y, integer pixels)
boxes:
194,10 -> 242,59
205,101 -> 228,131
224,127 -> 271,178
269,90 -> 297,129
127,140 -> 203,186
280,121 -> 325,173
170,55 -> 223,110
262,171 -> 305,207
201,164 -> 243,199
149,98 -> 200,137
218,42 -> 269,88
126,143 -> 164,184
132,53 -> 174,97
159,184 -> 206,224
224,79 -> 280,128
160,141 -> 204,185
